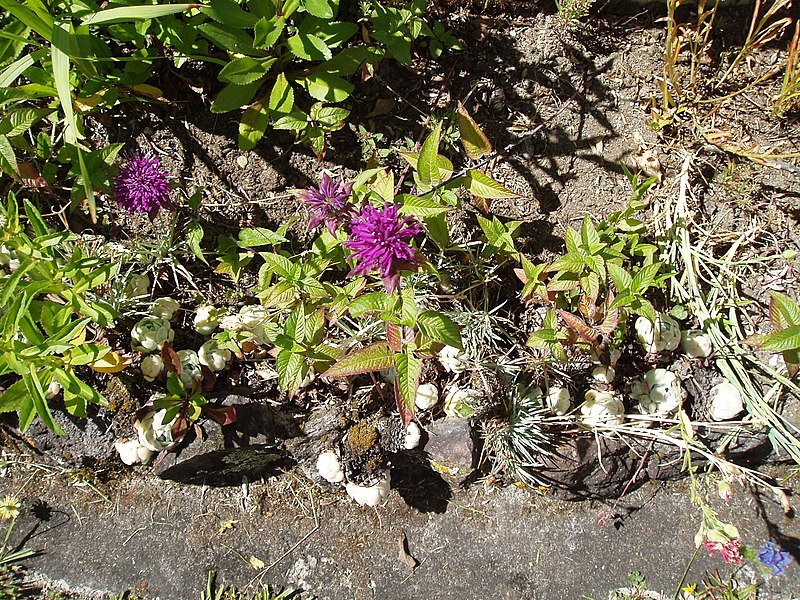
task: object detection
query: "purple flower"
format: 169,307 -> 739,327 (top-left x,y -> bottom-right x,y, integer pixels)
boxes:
758,541 -> 791,575
113,151 -> 172,217
298,173 -> 354,235
344,202 -> 423,294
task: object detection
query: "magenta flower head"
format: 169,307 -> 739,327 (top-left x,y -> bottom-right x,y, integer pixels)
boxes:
344,202 -> 423,294
703,539 -> 743,566
113,151 -> 172,218
758,541 -> 791,575
298,173 -> 354,235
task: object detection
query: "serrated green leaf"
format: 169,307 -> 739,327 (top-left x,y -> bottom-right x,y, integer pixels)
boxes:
607,262 -> 632,291
349,291 -> 391,316
770,291 -> 800,329
240,95 -> 270,150
630,263 -> 662,293
201,0 -> 259,28
394,351 -> 421,425
417,121 -> 442,186
302,0 -> 337,19
0,107 -> 53,137
24,371 -> 64,435
219,56 -> 276,85
273,111 -> 309,130
0,134 -> 19,178
580,216 -> 600,248
187,220 -> 208,265
397,194 -> 448,218
268,73 -> 294,116
417,311 -> 462,349
759,325 -> 800,352
211,80 -> 262,113
301,72 -> 353,103
0,379 -> 27,412
286,33 -> 331,61
254,15 -> 285,48
238,227 -> 287,248
457,104 -> 491,159
276,349 -> 305,393
199,22 -> 256,53
464,169 -> 517,199
322,342 -> 394,378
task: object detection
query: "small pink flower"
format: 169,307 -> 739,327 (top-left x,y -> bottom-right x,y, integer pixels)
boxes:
704,539 -> 743,566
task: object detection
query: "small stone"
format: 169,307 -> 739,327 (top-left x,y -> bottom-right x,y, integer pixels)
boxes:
236,155 -> 248,168
423,418 -> 475,477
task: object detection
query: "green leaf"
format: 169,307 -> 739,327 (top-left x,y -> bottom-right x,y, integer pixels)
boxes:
219,56 -> 276,85
394,351 -> 421,426
199,22 -> 256,54
759,325 -> 800,352
397,194 -> 448,218
0,108 -> 54,137
286,33 -> 331,61
268,73 -> 294,116
273,111 -> 309,131
770,291 -> 800,329
303,0 -> 337,19
201,0 -> 260,28
51,23 -> 81,145
417,121 -> 442,187
53,368 -> 106,416
630,263 -> 662,294
187,220 -> 208,265
211,80 -> 263,113
417,311 -> 462,349
24,371 -> 64,435
254,16 -> 285,49
310,103 -> 348,128
82,3 -> 196,25
239,95 -> 269,150
259,251 -> 295,278
0,379 -> 27,412
0,134 -> 19,178
457,104 -> 492,159
301,72 -> 353,103
323,342 -> 395,378
464,169 -> 517,199
67,343 -> 111,366
349,292 -> 391,317
238,227 -> 287,247
607,262 -> 632,291
276,348 -> 305,393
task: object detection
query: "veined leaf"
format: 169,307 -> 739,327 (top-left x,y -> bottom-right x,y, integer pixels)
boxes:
268,73 -> 294,116
238,226 -> 287,247
0,134 -> 19,178
239,95 -> 269,151
322,342 -> 394,378
90,350 -> 131,373
457,104 -> 491,159
211,80 -> 262,113
397,194 -> 448,218
199,22 -> 256,53
349,292 -> 391,317
286,33 -> 331,61
0,379 -> 27,412
758,325 -> 800,352
769,291 -> 800,329
607,262 -> 633,291
303,0 -> 338,19
394,352 -> 421,426
464,169 -> 517,199
254,16 -> 285,49
301,72 -> 353,103
219,56 -> 276,85
200,0 -> 259,28
417,121 -> 443,186
417,311 -> 462,350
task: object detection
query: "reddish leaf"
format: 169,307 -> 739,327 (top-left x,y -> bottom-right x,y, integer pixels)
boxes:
161,343 -> 182,376
514,267 -> 528,285
597,306 -> 620,335
203,405 -> 238,426
558,310 -> 599,344
387,322 -> 402,352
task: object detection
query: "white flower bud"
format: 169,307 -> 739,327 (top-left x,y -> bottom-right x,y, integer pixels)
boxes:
635,314 -> 681,354
126,273 -> 150,297
0,244 -> 20,271
45,380 -> 62,400
135,408 -> 177,452
443,386 -> 480,418
680,330 -> 713,358
580,389 -> 625,426
176,349 -> 203,387
131,316 -> 174,353
149,297 -> 181,321
316,451 -> 345,483
415,383 -> 439,410
194,305 -> 220,335
345,471 -> 391,507
404,422 -> 422,450
545,386 -> 571,416
592,365 -> 616,384
141,355 -> 164,381
198,339 -> 232,372
631,368 -> 684,415
438,345 -> 468,373
115,438 -> 154,465
708,381 -> 744,421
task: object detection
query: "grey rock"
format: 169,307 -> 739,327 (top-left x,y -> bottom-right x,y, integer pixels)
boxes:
423,418 -> 476,479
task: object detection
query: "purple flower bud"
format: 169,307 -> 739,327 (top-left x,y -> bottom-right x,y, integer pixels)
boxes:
113,151 -> 172,217
298,173 -> 354,235
344,202 -> 423,294
758,541 -> 791,576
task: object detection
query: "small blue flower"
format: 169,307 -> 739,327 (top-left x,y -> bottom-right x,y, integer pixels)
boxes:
758,541 -> 791,576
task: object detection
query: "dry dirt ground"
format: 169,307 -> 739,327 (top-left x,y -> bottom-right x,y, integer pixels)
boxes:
2,2 -> 800,598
